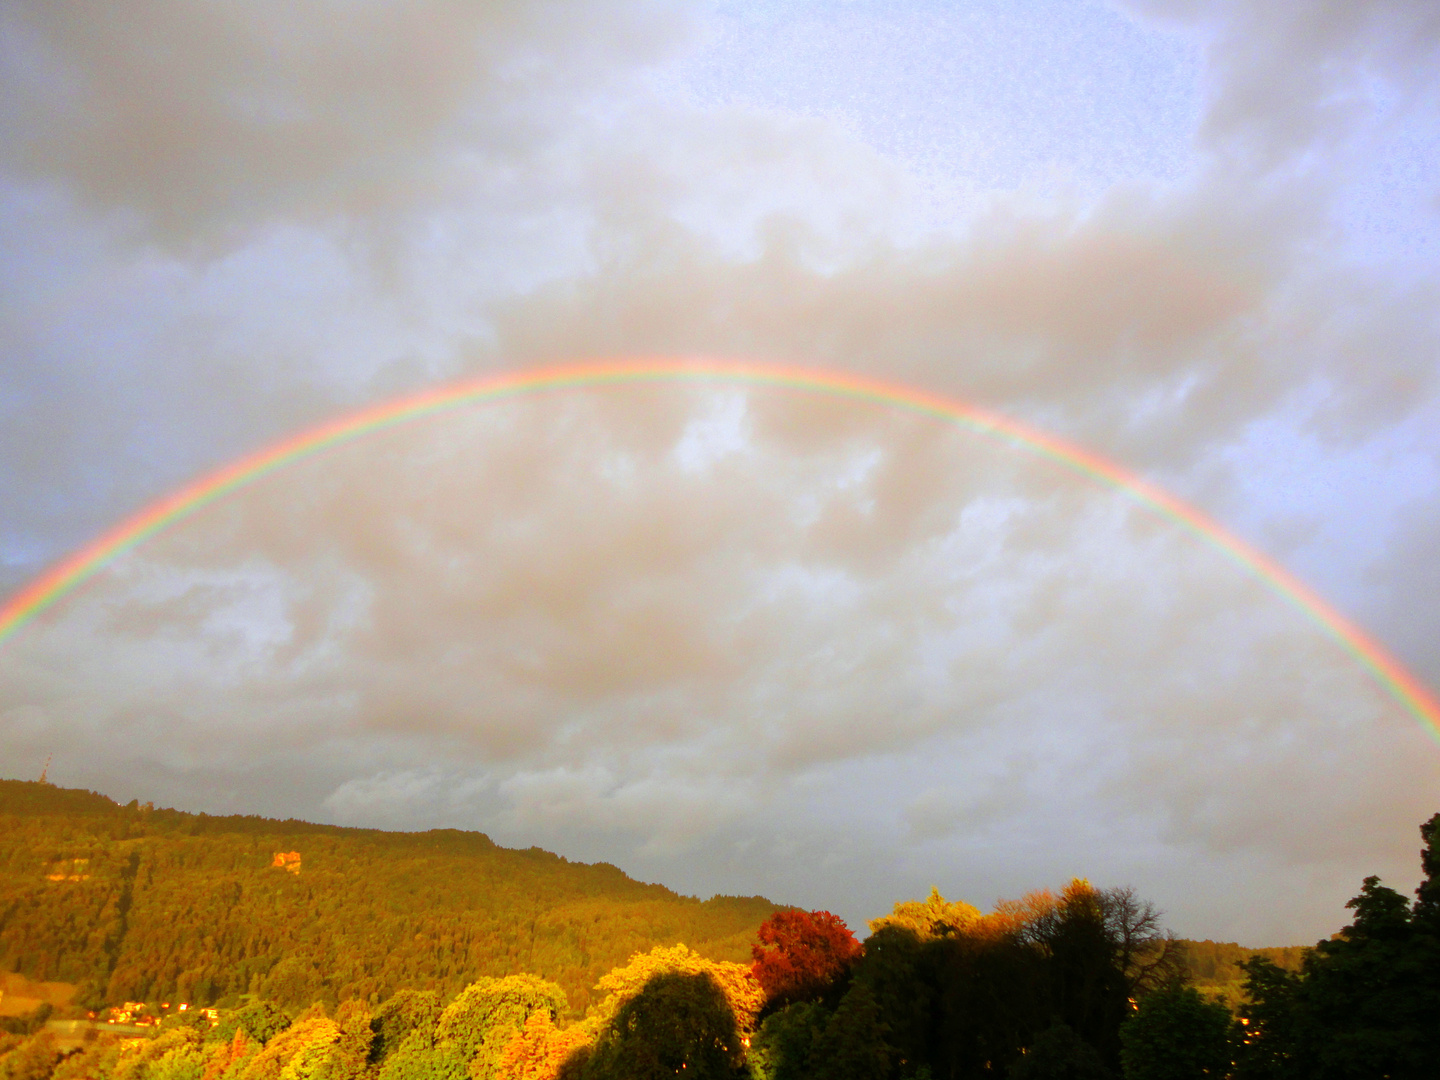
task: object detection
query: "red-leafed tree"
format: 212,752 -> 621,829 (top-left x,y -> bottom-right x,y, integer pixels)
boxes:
750,910 -> 863,1009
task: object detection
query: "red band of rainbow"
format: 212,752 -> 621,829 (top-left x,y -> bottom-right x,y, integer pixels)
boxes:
3,358 -> 1437,741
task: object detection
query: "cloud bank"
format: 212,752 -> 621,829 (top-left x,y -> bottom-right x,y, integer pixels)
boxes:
2,0 -> 1438,944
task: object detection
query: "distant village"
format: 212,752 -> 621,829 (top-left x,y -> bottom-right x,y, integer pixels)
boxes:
98,1001 -> 219,1029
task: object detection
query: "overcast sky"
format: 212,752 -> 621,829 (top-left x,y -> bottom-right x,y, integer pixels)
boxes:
2,0 -> 1439,947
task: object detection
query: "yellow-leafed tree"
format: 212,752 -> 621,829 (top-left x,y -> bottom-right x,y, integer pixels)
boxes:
866,886 -> 983,940
590,943 -> 764,1037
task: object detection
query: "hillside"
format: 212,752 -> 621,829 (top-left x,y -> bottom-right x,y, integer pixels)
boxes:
0,780 -> 778,1017
1174,938 -> 1309,1009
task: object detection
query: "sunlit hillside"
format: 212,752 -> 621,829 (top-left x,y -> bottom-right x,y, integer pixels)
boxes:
0,780 -> 777,1017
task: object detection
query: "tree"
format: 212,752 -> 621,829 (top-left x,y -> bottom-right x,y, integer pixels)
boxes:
262,959 -> 325,1011
1009,1024 -> 1114,1080
1233,818 -> 1440,1080
850,923 -> 937,1074
1233,957 -> 1308,1080
200,1028 -> 253,1080
932,918 -> 1047,1077
1413,811 -> 1440,926
867,888 -> 983,941
1291,876 -> 1432,1079
276,1000 -> 372,1080
148,1037 -> 209,1080
235,1015 -> 342,1080
435,975 -> 565,1080
1096,889 -> 1184,999
1119,985 -> 1234,1080
591,944 -> 764,1038
368,991 -> 441,1065
1022,881 -> 1131,1069
376,1025 -> 467,1080
373,977 -> 565,1080
811,982 -> 892,1080
215,1003 -> 293,1049
749,1002 -> 829,1080
494,1012 -> 591,1080
751,910 -> 863,1011
0,1032 -> 64,1080
583,972 -> 745,1080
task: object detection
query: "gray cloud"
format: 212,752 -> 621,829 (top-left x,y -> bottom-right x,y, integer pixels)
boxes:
0,0 -> 685,246
2,0 -> 1439,946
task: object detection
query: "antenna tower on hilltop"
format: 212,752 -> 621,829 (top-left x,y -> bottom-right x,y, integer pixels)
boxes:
39,754 -> 52,785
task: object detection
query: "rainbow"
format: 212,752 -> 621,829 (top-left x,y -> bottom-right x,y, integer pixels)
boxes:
3,357 -> 1438,740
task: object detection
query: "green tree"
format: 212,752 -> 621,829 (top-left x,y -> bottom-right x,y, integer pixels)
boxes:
811,982 -> 892,1080
1233,957 -> 1308,1080
850,923 -> 938,1074
583,972 -> 745,1080
1413,811 -> 1440,926
262,959 -> 325,1011
149,1037 -> 209,1080
0,1032 -> 63,1080
216,1002 -> 293,1048
1292,876 -> 1433,1079
368,991 -> 441,1065
434,975 -> 564,1080
1119,986 -> 1233,1080
1025,882 -> 1131,1069
375,1026 -> 466,1080
1235,813 -> 1440,1080
1010,1024 -> 1114,1080
277,1000 -> 372,1080
749,1001 -> 828,1080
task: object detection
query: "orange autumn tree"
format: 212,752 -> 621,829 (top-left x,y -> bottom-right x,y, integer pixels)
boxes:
495,1012 -> 590,1080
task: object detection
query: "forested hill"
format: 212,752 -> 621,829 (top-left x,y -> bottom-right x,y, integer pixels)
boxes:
0,780 -> 778,1017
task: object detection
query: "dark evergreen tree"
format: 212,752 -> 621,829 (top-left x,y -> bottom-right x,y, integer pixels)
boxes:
751,1001 -> 829,1080
1233,957 -> 1310,1080
1027,885 -> 1131,1070
1009,1024 -> 1114,1080
1235,813 -> 1440,1080
1413,811 -> 1440,926
852,924 -> 939,1074
811,982 -> 892,1080
1300,876 -> 1430,1078
932,925 -> 1047,1078
1118,985 -> 1233,1080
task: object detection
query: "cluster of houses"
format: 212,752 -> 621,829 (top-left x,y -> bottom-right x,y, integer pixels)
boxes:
98,1002 -> 219,1028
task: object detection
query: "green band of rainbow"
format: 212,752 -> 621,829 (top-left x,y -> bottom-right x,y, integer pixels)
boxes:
3,358 -> 1437,742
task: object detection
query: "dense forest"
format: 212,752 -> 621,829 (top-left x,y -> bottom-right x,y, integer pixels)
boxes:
0,781 -> 775,1016
2,782 -> 1436,1078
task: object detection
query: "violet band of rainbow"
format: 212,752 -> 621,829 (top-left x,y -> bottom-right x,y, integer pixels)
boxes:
3,357 -> 1438,742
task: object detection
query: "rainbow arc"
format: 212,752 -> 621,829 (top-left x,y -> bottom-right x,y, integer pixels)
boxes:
2,358 -> 1437,740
